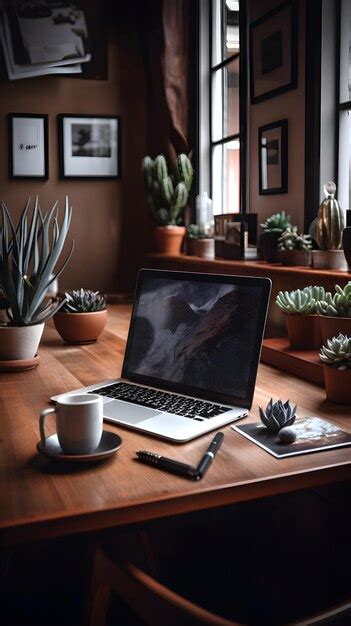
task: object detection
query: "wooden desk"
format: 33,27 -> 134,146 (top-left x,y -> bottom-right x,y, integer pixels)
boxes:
0,305 -> 350,546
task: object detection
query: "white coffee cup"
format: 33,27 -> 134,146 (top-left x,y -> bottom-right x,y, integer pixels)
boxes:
39,393 -> 103,455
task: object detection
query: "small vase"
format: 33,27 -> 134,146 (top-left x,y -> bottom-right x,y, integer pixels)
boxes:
312,250 -> 348,271
196,238 -> 215,259
324,366 -> 351,404
279,249 -> 312,267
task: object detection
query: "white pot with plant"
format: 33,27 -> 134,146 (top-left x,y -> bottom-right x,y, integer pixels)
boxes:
142,153 -> 194,255
0,197 -> 73,366
54,289 -> 107,344
320,334 -> 351,404
276,286 -> 324,350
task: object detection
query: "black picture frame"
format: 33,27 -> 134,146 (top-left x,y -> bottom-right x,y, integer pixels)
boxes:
258,119 -> 288,195
57,114 -> 121,180
250,0 -> 298,104
8,113 -> 48,180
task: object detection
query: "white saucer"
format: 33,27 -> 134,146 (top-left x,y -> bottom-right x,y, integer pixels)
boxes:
37,430 -> 122,462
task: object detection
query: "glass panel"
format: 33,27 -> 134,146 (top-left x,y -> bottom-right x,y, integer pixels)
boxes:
225,0 -> 240,57
224,57 -> 240,137
211,68 -> 223,141
339,0 -> 351,103
212,0 -> 223,67
212,144 -> 224,214
212,141 -> 240,214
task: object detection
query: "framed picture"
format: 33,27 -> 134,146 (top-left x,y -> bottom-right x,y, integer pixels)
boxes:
8,114 -> 48,180
250,0 -> 298,104
58,114 -> 121,179
258,119 -> 288,195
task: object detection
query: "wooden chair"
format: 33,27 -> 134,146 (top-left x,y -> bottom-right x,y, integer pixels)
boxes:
88,542 -> 351,626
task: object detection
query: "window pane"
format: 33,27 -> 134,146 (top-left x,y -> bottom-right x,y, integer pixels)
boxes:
212,68 -> 223,141
212,0 -> 223,67
224,57 -> 240,136
339,0 -> 351,103
212,141 -> 240,214
225,0 -> 240,57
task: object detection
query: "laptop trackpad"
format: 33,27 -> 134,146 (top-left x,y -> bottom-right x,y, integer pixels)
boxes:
103,399 -> 159,425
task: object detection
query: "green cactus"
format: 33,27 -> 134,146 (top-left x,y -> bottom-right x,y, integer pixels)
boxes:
141,153 -> 194,226
317,282 -> 351,317
260,210 -> 292,233
276,286 -> 323,315
278,226 -> 312,251
319,333 -> 351,370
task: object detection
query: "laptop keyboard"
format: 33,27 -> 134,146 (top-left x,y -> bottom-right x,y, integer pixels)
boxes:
88,382 -> 230,421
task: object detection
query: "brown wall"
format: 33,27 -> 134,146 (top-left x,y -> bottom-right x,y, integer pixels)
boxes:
249,0 -> 306,230
0,17 -> 149,295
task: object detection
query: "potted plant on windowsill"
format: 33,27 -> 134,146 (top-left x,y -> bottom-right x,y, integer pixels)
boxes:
54,289 -> 107,344
317,282 -> 351,343
259,211 -> 293,263
278,227 -> 312,266
186,224 -> 200,255
142,153 -> 194,255
276,286 -> 324,350
0,197 -> 73,369
319,334 -> 351,404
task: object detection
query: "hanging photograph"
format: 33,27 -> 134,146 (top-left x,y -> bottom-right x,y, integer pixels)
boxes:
58,114 -> 121,179
8,114 -> 48,179
250,0 -> 298,104
259,119 -> 288,195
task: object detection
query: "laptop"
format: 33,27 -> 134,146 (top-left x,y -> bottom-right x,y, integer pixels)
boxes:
52,269 -> 271,442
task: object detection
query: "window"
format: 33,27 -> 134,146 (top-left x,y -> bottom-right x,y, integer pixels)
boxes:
338,0 -> 351,211
210,0 -> 245,215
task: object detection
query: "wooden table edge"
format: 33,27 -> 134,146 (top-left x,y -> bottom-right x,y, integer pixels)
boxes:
1,461 -> 349,546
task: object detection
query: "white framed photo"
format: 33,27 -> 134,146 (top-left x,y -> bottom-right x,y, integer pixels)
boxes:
8,114 -> 48,179
58,114 -> 121,179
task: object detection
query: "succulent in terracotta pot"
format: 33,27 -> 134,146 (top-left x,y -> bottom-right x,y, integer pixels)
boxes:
319,333 -> 351,404
278,226 -> 312,266
259,398 -> 297,433
54,288 -> 107,344
276,286 -> 324,349
259,210 -> 292,262
316,282 -> 351,343
142,153 -> 194,255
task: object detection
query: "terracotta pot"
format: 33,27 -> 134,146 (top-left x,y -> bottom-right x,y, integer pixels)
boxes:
284,314 -> 322,350
196,238 -> 215,259
0,323 -> 44,360
279,249 -> 312,267
259,231 -> 281,263
319,316 -> 351,344
154,226 -> 186,254
54,310 -> 107,344
324,366 -> 351,404
312,250 -> 348,271
186,237 -> 198,256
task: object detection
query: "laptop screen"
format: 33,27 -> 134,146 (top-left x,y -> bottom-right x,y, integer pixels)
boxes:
122,270 -> 271,409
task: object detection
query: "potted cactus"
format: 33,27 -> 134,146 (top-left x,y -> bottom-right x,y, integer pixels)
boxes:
276,286 -> 324,349
311,181 -> 347,270
278,226 -> 312,266
54,289 -> 107,344
142,153 -> 194,255
0,197 -> 73,368
259,210 -> 293,262
317,282 -> 351,343
320,334 -> 351,403
186,224 -> 201,255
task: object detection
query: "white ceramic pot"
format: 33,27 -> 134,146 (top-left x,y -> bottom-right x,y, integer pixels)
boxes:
0,323 -> 45,361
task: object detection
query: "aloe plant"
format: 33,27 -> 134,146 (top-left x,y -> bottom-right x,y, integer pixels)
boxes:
316,282 -> 351,317
62,289 -> 106,313
319,334 -> 351,370
276,286 -> 324,315
260,210 -> 292,233
142,153 -> 193,226
259,398 -> 297,432
0,197 -> 74,326
278,227 -> 312,251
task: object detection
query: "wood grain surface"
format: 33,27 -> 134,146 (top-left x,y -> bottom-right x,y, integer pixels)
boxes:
0,305 -> 350,546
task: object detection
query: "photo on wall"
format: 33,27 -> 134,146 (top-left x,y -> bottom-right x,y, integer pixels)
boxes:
8,113 -> 48,179
58,114 -> 121,179
258,119 -> 288,195
250,0 -> 298,104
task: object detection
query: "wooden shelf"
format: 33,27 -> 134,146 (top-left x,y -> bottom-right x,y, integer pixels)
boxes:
261,338 -> 324,386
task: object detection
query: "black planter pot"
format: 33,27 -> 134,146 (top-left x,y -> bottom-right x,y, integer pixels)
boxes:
259,231 -> 281,263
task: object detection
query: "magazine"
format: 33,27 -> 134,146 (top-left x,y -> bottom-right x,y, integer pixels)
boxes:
233,416 -> 351,458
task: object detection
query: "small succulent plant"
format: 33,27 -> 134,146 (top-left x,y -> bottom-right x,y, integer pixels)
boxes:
276,285 -> 325,315
62,289 -> 106,313
278,226 -> 312,251
316,282 -> 351,318
260,210 -> 292,233
319,333 -> 351,370
142,153 -> 194,226
187,224 -> 201,239
259,398 -> 297,433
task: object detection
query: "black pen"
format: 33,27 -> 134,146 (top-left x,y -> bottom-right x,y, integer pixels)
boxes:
195,432 -> 224,480
136,451 -> 199,480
